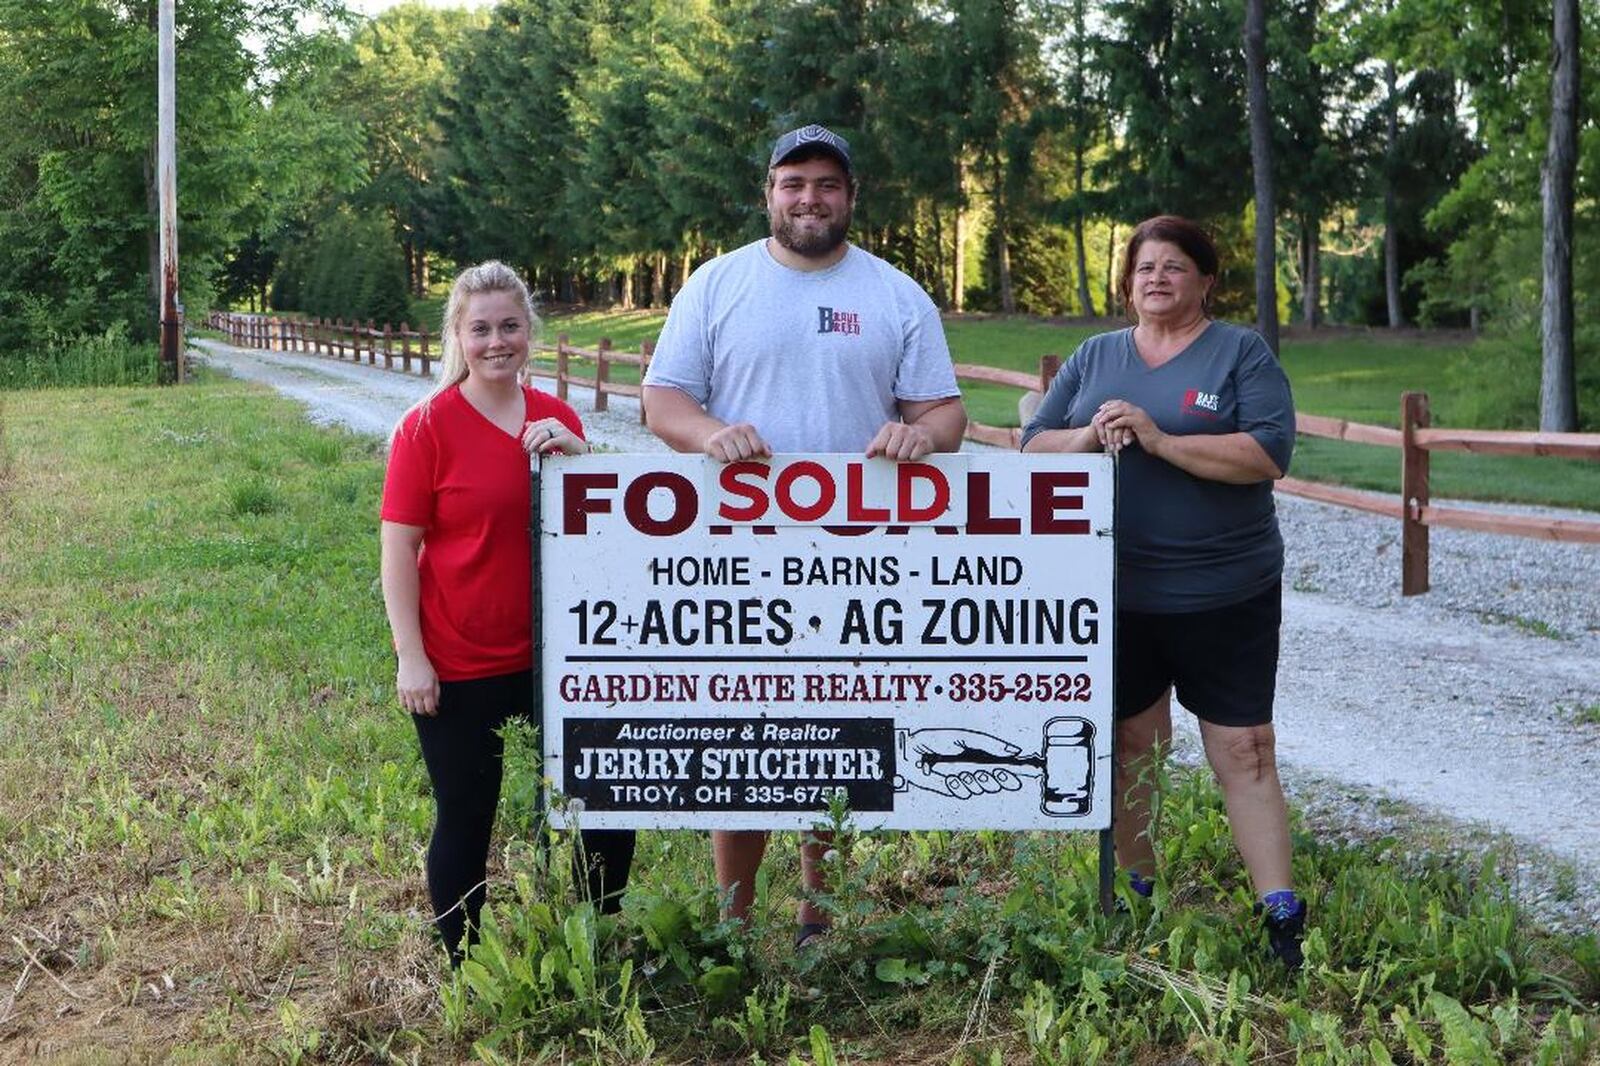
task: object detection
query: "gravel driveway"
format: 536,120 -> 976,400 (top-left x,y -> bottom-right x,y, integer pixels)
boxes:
193,338 -> 1600,931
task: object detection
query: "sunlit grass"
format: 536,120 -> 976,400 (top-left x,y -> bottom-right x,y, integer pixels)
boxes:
1,379 -> 1596,1060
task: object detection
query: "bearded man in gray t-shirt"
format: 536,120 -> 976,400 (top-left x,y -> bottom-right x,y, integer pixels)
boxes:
643,123 -> 967,945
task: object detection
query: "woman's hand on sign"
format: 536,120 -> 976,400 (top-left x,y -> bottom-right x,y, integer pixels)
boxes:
397,652 -> 440,717
522,417 -> 587,458
1091,399 -> 1158,455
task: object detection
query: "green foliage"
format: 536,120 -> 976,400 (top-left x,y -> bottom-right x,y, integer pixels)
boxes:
1448,327 -> 1600,433
271,205 -> 411,325
0,0 -> 343,354
0,322 -> 158,390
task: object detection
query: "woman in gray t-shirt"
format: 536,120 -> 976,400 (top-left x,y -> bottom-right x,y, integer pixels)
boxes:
1021,215 -> 1306,967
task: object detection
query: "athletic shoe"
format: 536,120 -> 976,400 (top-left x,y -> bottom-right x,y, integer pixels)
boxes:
794,921 -> 830,951
1256,898 -> 1307,968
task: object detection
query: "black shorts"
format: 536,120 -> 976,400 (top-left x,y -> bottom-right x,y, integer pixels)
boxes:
1115,582 -> 1281,726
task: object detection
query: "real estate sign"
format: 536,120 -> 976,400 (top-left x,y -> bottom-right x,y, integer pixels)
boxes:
539,453 -> 1114,832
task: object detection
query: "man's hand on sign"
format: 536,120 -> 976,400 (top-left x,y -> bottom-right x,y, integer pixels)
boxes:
522,417 -> 587,457
396,652 -> 440,717
865,420 -> 936,461
896,727 -> 1038,798
702,422 -> 772,463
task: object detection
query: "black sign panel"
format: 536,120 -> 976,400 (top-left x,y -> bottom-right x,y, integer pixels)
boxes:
562,717 -> 897,812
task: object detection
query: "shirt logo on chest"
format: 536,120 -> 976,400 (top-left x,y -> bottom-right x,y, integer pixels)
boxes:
1182,389 -> 1221,418
817,307 -> 862,336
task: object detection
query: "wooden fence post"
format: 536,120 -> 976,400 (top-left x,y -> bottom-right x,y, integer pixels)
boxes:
366,319 -> 377,365
419,326 -> 431,377
556,333 -> 570,401
1040,353 -> 1061,392
400,322 -> 412,374
1401,391 -> 1431,596
382,322 -> 393,370
595,337 -> 611,412
639,339 -> 654,425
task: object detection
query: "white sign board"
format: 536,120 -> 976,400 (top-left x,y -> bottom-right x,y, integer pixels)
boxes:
539,453 -> 1114,831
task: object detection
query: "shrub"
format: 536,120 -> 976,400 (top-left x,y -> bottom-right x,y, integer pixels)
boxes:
0,322 -> 159,389
1448,325 -> 1600,430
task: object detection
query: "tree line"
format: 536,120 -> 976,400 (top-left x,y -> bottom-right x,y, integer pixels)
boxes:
0,0 -> 1592,424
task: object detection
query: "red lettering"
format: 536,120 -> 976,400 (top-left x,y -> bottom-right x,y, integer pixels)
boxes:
563,473 -> 617,534
896,463 -> 950,522
964,471 -> 1021,534
623,472 -> 697,536
718,462 -> 769,522
845,463 -> 890,522
1031,471 -> 1090,534
774,461 -> 835,522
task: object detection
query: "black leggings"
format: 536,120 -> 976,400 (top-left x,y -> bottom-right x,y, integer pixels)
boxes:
412,670 -> 636,957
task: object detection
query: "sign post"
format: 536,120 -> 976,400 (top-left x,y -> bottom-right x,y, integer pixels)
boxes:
539,454 -> 1115,899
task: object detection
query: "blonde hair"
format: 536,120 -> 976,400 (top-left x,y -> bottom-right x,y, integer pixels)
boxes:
418,260 -> 540,414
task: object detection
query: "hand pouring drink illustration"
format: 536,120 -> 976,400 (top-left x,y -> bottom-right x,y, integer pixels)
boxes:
892,717 -> 1096,816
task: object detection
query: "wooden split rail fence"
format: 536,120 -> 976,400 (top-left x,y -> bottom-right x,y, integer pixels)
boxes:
1282,394 -> 1600,594
208,311 -> 436,375
210,311 -> 1597,593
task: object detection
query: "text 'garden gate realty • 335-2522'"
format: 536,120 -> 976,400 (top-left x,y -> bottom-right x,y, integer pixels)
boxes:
538,453 -> 1114,832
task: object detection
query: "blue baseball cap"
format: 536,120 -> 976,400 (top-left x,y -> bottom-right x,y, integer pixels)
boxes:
769,124 -> 853,175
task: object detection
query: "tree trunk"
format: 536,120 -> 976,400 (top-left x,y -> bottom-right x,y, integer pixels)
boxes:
145,150 -> 160,310
1540,0 -> 1580,430
651,254 -> 666,307
1383,60 -> 1406,329
620,262 -> 634,310
1105,222 -> 1117,316
928,201 -> 949,308
1300,215 -> 1320,328
1245,0 -> 1279,354
992,157 -> 1016,314
1072,144 -> 1095,317
952,161 -> 967,313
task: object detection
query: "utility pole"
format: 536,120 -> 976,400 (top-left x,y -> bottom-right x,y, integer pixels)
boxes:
158,0 -> 184,383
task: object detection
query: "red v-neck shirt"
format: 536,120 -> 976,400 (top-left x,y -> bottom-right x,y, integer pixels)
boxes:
381,384 -> 584,681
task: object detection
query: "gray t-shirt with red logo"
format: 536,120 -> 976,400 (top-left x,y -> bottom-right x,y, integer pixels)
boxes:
644,239 -> 960,452
1021,322 -> 1295,613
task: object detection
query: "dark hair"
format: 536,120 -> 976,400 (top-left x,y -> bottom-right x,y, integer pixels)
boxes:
1117,215 -> 1220,319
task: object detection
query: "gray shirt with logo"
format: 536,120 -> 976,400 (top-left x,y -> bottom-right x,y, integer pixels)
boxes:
644,240 -> 960,452
1021,322 -> 1295,613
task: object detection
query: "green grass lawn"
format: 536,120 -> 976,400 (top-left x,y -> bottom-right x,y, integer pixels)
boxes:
533,309 -> 1599,511
1,378 -> 1597,1060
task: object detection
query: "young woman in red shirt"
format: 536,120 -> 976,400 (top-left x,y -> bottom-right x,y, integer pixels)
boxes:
380,261 -> 634,963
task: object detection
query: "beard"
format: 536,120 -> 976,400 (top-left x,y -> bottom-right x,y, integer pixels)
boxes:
771,206 -> 851,258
